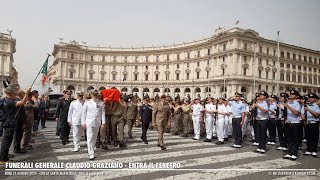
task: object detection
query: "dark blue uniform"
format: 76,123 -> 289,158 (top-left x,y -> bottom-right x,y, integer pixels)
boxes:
139,103 -> 152,143
55,98 -> 71,145
0,98 -> 18,161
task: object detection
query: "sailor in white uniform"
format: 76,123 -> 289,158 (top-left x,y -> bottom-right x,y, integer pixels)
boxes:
68,91 -> 85,152
81,90 -> 106,160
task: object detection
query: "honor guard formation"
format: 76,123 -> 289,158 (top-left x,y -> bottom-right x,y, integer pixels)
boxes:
0,81 -> 320,163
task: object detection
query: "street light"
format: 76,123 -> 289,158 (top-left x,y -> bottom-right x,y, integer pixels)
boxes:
221,61 -> 226,98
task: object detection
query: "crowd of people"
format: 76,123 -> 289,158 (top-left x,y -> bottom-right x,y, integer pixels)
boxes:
0,83 -> 320,163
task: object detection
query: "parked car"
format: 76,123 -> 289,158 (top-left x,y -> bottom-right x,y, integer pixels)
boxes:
48,94 -> 64,120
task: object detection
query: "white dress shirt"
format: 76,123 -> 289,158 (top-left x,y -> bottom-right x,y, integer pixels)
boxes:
68,99 -> 84,125
81,99 -> 106,127
205,103 -> 216,119
217,104 -> 228,119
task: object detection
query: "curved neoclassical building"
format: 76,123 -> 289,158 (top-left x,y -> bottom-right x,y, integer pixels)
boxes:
49,27 -> 320,100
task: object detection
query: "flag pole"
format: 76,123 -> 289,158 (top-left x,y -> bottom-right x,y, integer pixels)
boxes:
31,54 -> 51,87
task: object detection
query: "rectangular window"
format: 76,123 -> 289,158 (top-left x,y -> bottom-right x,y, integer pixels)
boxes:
286,74 -> 290,81
124,56 -> 127,62
206,71 -> 209,78
145,66 -> 148,70
208,49 -> 210,55
244,56 -> 247,62
281,52 -> 284,58
177,64 -> 179,68
102,56 -> 105,62
187,53 -> 190,59
91,56 -> 94,61
266,71 -> 269,79
259,71 -> 262,78
167,55 -> 169,61
309,76 -> 312,84
156,56 -> 159,62
207,59 -> 210,65
243,68 -> 247,76
196,72 -> 200,79
292,75 -> 296,82
197,62 -> 200,66
198,51 -> 200,57
187,63 -> 189,68
293,54 -> 296,60
280,63 -> 284,68
298,75 -> 301,83
292,65 -> 296,70
134,74 -> 138,81
90,73 -> 93,80
155,74 -> 159,81
267,48 -> 269,55
123,74 -> 127,81
177,54 -> 180,60
286,64 -> 290,69
176,74 -> 179,80
266,85 -> 269,91
259,46 -> 262,53
280,73 -> 284,81
113,56 -> 116,62
287,52 -> 290,59
273,50 -> 276,56
244,43 -> 247,50
156,65 -> 159,70
135,66 -> 138,70
69,72 -> 74,78
259,59 -> 262,65
145,75 -> 148,81
223,44 -> 227,51
112,74 -> 116,81
101,74 -> 105,81
186,73 -> 190,80
166,74 -> 169,81
146,56 -> 148,62
273,72 -> 275,80
298,66 -> 301,71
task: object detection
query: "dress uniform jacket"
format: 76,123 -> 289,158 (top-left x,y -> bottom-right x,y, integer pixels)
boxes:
153,102 -> 170,127
68,99 -> 84,125
81,99 -> 106,127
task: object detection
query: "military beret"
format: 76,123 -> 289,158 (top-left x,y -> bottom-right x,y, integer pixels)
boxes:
308,93 -> 319,99
160,95 -> 167,99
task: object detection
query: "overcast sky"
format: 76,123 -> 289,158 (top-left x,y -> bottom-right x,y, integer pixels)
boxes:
1,0 -> 319,92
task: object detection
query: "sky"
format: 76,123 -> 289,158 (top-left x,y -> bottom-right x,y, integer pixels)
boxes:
0,0 -> 319,92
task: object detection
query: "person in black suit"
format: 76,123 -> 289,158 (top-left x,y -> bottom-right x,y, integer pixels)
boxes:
39,95 -> 50,129
139,97 -> 152,144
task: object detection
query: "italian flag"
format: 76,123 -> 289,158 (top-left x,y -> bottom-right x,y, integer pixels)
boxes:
41,57 -> 49,85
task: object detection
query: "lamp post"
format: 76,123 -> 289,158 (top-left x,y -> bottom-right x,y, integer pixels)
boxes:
221,61 -> 226,98
276,31 -> 280,95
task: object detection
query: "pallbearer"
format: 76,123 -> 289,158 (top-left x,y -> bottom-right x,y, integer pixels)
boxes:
68,91 -> 84,152
253,91 -> 269,153
276,93 -> 288,151
81,90 -> 106,160
302,93 -> 320,157
283,89 -> 302,161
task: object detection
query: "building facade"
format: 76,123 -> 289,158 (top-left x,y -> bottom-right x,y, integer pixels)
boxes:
49,27 -> 320,100
0,32 -> 17,95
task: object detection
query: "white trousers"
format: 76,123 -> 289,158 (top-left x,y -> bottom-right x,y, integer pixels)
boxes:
86,126 -> 100,157
227,116 -> 233,136
72,125 -> 82,149
192,115 -> 201,139
216,118 -> 226,142
205,117 -> 214,139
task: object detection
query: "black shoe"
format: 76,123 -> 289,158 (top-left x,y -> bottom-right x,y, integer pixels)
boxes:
203,139 -> 211,142
181,134 -> 188,137
160,146 -> 166,151
165,128 -> 170,133
14,149 -> 27,154
157,144 -> 161,147
95,144 -> 100,148
119,143 -> 127,148
211,136 -> 217,140
144,141 -> 148,144
62,141 -> 67,145
101,145 -> 108,150
216,141 -> 224,145
173,132 -> 179,135
224,138 -> 228,141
